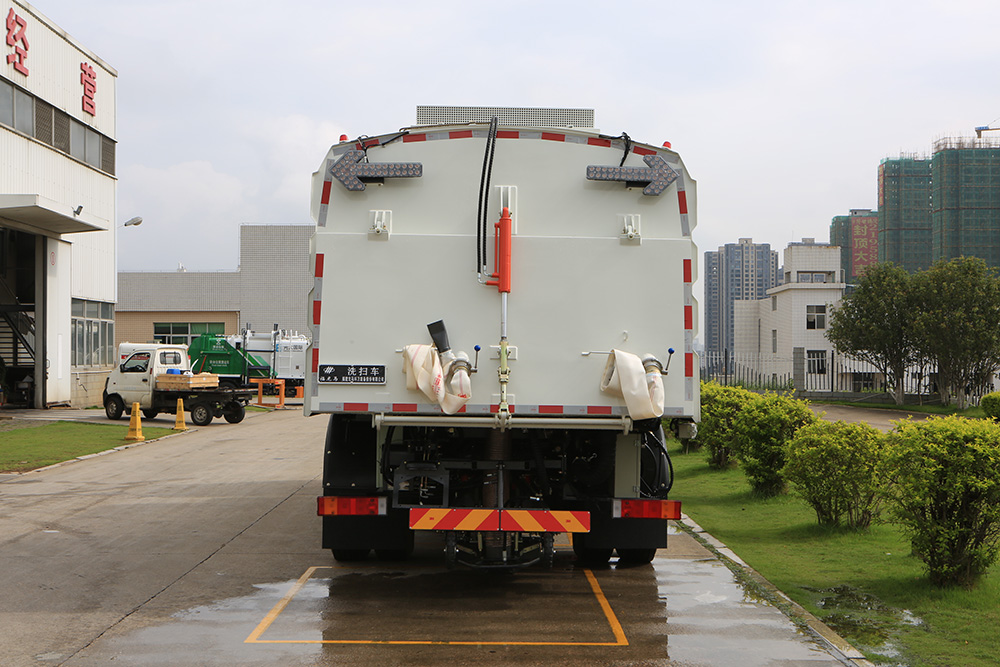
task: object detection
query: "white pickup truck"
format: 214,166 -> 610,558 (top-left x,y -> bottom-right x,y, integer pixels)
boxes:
103,343 -> 254,426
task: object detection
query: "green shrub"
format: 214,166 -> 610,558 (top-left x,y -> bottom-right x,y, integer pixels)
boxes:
881,416 -> 1000,587
782,420 -> 884,528
980,392 -> 1000,421
698,381 -> 757,468
731,392 -> 816,498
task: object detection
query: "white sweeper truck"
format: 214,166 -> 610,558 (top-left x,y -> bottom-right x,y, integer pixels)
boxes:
307,106 -> 699,568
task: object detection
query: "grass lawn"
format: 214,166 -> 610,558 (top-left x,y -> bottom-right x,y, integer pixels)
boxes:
670,440 -> 1000,667
0,421 -> 178,473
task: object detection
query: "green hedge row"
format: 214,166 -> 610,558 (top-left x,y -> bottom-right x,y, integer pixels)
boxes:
695,381 -> 1000,588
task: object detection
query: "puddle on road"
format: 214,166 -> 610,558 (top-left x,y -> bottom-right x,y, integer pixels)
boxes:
88,550 -> 851,666
802,584 -> 923,665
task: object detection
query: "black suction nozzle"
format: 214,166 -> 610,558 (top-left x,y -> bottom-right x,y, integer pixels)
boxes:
427,320 -> 451,352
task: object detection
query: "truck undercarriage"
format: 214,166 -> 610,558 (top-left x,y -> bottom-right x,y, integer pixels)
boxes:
318,414 -> 677,569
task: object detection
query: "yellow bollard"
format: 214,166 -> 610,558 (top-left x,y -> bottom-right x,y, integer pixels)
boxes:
174,398 -> 188,431
126,402 -> 145,442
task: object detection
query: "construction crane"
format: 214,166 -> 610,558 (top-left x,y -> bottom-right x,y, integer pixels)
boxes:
975,125 -> 1000,138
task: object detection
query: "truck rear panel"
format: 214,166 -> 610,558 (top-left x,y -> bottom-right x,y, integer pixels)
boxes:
308,112 -> 699,568
307,126 -> 699,418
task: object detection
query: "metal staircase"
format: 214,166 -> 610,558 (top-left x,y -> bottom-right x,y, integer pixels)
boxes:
0,277 -> 35,399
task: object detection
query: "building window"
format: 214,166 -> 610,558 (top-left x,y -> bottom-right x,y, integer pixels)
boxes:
0,77 -> 115,175
153,322 -> 225,348
71,299 -> 114,367
807,350 -> 828,375
771,296 -> 777,311
771,329 -> 777,353
806,305 -> 827,330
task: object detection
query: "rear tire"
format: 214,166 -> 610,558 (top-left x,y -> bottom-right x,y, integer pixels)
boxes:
223,401 -> 246,424
332,548 -> 370,562
616,547 -> 658,565
142,409 -> 158,420
375,545 -> 414,561
572,534 -> 613,566
105,395 -> 125,420
190,402 -> 213,426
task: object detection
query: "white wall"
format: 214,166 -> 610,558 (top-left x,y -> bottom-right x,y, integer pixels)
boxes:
45,237 -> 72,402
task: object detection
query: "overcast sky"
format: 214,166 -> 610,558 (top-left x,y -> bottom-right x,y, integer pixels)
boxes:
41,0 -> 1000,274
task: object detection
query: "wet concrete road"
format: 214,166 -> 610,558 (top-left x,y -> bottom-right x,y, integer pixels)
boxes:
1,409 -> 855,666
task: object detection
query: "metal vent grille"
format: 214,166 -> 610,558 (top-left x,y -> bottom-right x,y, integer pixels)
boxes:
101,136 -> 116,175
415,105 -> 594,128
53,110 -> 70,153
34,98 -> 53,145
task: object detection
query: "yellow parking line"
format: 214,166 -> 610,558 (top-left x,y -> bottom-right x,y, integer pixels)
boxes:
246,564 -> 628,646
245,566 -> 317,643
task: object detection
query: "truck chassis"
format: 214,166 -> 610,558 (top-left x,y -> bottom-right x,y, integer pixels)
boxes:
318,414 -> 677,568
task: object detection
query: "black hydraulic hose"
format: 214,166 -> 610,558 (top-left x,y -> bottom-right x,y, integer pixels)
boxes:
381,425 -> 396,487
618,132 -> 632,167
476,117 -> 499,275
598,131 -> 633,167
641,427 -> 674,496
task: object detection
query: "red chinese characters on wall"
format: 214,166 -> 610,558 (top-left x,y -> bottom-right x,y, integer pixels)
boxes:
851,217 -> 879,273
81,62 -> 96,115
6,8 -> 29,76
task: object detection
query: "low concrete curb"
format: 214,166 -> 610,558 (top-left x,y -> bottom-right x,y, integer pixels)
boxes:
677,512 -> 876,667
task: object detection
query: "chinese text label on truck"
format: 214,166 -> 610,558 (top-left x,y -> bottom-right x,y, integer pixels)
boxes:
307,106 -> 699,568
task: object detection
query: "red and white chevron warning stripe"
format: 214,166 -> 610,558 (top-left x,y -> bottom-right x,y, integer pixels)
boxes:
409,508 -> 500,531
501,509 -> 590,533
409,508 -> 590,533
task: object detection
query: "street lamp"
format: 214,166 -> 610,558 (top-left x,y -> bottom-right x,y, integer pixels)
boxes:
123,216 -> 142,227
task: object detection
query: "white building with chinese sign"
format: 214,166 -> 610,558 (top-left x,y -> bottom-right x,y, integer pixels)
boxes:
1,1 -> 117,407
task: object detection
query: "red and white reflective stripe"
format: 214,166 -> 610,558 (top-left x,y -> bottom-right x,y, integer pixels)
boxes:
317,158 -> 335,228
613,499 -> 682,520
318,403 -> 627,416
682,259 -> 694,379
317,496 -> 387,516
501,509 -> 590,533
366,129 -> 673,164
410,508 -> 499,531
310,253 -> 324,396
409,508 -> 590,533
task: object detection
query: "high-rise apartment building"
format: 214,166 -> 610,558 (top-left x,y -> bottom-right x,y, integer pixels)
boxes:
932,137 -> 1000,265
879,136 -> 1000,272
878,157 -> 932,273
703,238 -> 780,357
830,209 -> 879,283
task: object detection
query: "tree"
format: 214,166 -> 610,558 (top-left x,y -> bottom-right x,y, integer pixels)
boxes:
783,420 -> 884,529
911,257 -> 1000,409
826,263 -> 917,405
731,392 -> 816,498
882,416 -> 1000,587
698,381 -> 756,468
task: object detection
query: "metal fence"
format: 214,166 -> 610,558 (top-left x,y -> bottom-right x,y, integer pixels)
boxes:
702,350 -> 935,397
701,352 -> 793,392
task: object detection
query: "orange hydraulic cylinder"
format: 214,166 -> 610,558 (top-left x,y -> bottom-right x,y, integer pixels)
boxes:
487,207 -> 512,293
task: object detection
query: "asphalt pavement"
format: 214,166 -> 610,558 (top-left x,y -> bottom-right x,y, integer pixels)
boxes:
0,405 -> 877,666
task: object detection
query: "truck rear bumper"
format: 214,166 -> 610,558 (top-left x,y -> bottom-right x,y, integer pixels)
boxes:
320,512 -> 413,552
408,508 -> 590,533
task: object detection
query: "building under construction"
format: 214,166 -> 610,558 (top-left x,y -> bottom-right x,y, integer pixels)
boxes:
932,136 -> 1000,266
879,135 -> 1000,272
878,156 -> 932,273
